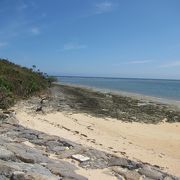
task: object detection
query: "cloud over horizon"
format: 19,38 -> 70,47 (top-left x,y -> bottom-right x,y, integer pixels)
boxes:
159,61 -> 180,68
124,60 -> 152,65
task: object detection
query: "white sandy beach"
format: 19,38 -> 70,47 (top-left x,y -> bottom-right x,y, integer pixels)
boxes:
15,109 -> 180,177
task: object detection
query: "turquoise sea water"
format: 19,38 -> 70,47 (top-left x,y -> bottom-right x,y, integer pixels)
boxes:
57,76 -> 180,101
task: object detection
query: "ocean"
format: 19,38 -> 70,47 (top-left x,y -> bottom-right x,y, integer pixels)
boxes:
57,76 -> 180,101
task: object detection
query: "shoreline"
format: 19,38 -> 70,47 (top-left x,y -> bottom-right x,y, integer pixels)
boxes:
54,82 -> 180,109
13,84 -> 180,177
50,83 -> 180,124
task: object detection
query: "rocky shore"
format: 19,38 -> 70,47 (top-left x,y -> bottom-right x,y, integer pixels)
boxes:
0,84 -> 180,179
49,84 -> 180,123
0,111 -> 179,180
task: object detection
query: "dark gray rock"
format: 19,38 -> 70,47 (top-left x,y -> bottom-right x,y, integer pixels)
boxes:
0,160 -> 16,178
11,171 -> 26,180
0,159 -> 58,179
36,105 -> 43,112
30,139 -> 47,146
108,157 -> 139,170
11,171 -> 59,180
163,176 -> 180,180
112,166 -> 141,180
5,143 -> 49,164
80,149 -> 108,169
163,177 -> 175,180
19,133 -> 38,141
109,157 -> 129,167
138,165 -> 165,180
37,133 -> 59,141
46,161 -> 87,180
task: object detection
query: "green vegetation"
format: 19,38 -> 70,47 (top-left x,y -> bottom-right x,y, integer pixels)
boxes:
0,59 -> 56,109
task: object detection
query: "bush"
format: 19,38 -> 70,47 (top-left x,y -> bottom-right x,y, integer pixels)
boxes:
0,59 -> 51,109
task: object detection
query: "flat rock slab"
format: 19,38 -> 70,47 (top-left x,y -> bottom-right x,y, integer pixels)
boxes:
112,166 -> 142,180
11,171 -> 59,180
5,143 -> 49,164
46,161 -> 87,180
108,157 -> 139,170
0,147 -> 14,161
72,154 -> 90,162
138,165 -> 166,180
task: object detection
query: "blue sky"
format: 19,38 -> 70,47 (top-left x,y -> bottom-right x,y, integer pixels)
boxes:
0,0 -> 180,79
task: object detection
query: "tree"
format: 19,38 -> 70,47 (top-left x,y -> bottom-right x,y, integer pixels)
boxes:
32,65 -> 36,71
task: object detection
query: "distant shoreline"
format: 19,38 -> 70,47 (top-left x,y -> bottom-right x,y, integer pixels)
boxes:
54,82 -> 180,109
55,76 -> 180,102
54,75 -> 180,81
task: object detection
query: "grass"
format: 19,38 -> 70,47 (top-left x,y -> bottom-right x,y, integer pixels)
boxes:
0,59 -> 55,109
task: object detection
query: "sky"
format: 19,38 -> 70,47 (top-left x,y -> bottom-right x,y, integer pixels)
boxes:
0,0 -> 180,79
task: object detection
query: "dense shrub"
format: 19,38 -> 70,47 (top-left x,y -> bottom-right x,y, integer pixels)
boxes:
0,59 -> 52,109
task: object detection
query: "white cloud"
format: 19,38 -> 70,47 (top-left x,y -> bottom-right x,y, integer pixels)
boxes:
124,60 -> 152,64
95,1 -> 114,14
30,27 -> 40,35
62,42 -> 87,51
0,42 -> 8,48
160,61 -> 180,68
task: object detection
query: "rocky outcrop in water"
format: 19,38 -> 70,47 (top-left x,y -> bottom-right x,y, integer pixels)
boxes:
36,85 -> 180,123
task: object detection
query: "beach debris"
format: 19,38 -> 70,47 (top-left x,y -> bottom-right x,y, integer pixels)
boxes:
62,126 -> 71,131
71,154 -> 90,162
137,102 -> 149,107
36,105 -> 42,112
102,108 -> 108,112
40,97 -> 47,104
81,133 -> 88,137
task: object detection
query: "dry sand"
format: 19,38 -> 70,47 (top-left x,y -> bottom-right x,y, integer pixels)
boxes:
15,109 -> 180,177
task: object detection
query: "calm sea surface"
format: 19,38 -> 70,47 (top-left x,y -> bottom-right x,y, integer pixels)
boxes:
57,76 -> 180,101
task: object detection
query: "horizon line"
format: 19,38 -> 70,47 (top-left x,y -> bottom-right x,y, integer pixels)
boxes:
51,75 -> 180,81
